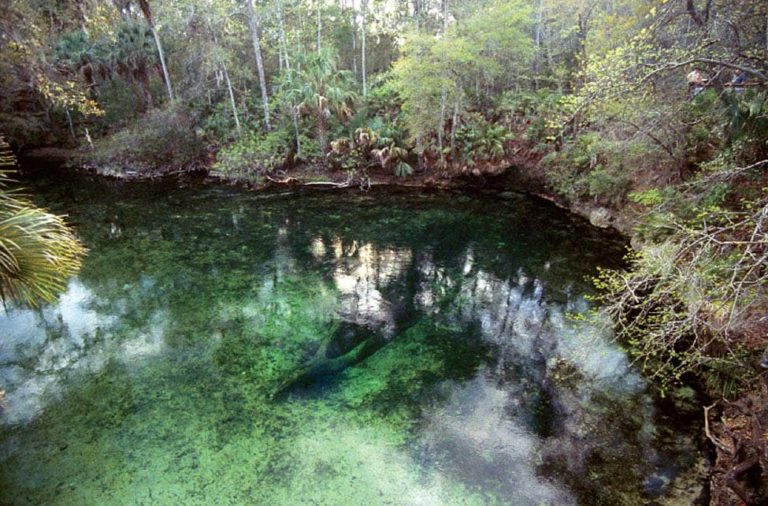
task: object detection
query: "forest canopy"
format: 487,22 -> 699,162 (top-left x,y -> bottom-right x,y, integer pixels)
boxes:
0,0 -> 763,176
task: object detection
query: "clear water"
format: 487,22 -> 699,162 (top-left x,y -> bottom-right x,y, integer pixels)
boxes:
0,176 -> 697,505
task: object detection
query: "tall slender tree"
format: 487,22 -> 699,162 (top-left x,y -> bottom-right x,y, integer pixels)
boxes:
437,0 -> 449,167
350,0 -> 358,80
276,0 -> 290,72
275,0 -> 301,154
222,65 -> 241,136
316,0 -> 322,51
137,0 -> 174,102
244,0 -> 271,130
361,0 -> 367,97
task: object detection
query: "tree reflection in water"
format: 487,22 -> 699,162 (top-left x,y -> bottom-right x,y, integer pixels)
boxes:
0,181 -> 697,504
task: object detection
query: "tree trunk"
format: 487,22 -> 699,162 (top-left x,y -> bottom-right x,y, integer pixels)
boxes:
64,107 -> 75,144
276,0 -> 299,154
317,108 -> 327,159
442,0 -> 449,30
438,88 -> 446,166
316,0 -> 322,52
351,0 -> 358,80
222,65 -> 241,136
449,99 -> 458,158
361,0 -> 367,97
138,75 -> 153,110
413,0 -> 423,171
150,25 -> 174,102
245,0 -> 271,130
277,0 -> 290,71
534,0 -> 544,90
437,0 -> 448,167
545,23 -> 556,90
686,0 -> 713,28
292,107 -> 301,157
137,1 -> 173,103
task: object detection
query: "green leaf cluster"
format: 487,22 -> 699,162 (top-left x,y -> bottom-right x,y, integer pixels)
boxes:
0,136 -> 86,307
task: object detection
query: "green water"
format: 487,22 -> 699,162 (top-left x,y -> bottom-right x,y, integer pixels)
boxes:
1,176 -> 697,505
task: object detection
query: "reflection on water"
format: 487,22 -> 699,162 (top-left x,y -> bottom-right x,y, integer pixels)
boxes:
0,178 -> 696,504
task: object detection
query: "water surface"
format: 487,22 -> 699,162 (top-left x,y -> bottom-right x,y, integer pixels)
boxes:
0,177 -> 696,504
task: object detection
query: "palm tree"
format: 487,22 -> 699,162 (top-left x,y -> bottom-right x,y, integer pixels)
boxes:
54,30 -> 99,92
282,49 -> 356,159
0,137 -> 85,307
105,21 -> 158,110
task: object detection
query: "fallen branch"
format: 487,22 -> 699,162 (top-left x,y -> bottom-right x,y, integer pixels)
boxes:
302,180 -> 352,188
264,174 -> 301,185
686,158 -> 768,188
704,403 -> 733,455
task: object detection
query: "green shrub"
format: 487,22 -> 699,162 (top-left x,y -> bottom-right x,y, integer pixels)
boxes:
86,105 -> 204,174
629,188 -> 665,207
543,132 -> 664,206
200,99 -> 241,143
495,90 -> 563,142
328,126 -> 412,178
595,183 -> 768,397
92,79 -> 145,134
394,161 -> 414,177
0,136 -> 86,306
213,128 -> 294,178
586,166 -> 631,205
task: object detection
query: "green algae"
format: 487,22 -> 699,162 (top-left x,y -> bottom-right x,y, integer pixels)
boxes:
0,178 -> 699,505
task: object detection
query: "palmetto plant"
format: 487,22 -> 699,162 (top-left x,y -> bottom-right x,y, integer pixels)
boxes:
54,30 -> 98,87
0,137 -> 85,307
280,49 -> 357,158
112,21 -> 158,109
457,115 -> 511,166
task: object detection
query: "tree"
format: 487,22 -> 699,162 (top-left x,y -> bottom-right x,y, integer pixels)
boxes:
282,49 -> 356,158
111,21 -> 161,110
137,0 -> 174,102
245,0 -> 271,130
393,0 -> 533,161
0,0 -> 100,147
361,0 -> 367,97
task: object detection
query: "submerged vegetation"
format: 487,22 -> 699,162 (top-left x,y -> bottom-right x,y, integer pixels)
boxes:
0,0 -> 767,502
0,181 -> 688,504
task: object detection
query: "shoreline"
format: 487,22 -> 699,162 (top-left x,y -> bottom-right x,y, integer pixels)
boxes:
18,147 -> 635,237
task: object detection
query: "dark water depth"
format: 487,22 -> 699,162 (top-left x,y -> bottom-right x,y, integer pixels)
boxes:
0,176 -> 698,505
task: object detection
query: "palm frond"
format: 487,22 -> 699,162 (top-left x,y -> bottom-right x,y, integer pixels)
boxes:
0,135 -> 86,308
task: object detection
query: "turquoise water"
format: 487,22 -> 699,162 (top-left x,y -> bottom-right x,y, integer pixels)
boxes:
0,177 -> 696,505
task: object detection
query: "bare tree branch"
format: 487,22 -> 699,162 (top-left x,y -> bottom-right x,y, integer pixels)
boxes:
641,58 -> 768,83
